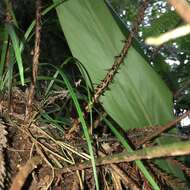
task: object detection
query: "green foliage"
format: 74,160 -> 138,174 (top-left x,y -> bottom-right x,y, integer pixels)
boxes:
6,24 -> 25,85
53,0 -> 173,130
103,117 -> 160,190
1,0 -> 190,189
53,0 -> 189,188
142,11 -> 181,38
41,63 -> 99,190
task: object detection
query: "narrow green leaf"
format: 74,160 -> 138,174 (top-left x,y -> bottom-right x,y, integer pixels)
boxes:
6,24 -> 24,85
0,29 -> 9,90
41,63 -> 99,190
103,117 -> 160,190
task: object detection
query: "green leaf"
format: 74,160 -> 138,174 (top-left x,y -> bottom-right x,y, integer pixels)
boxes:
54,0 -> 173,129
53,0 -> 187,188
6,24 -> 25,85
0,28 -> 9,90
41,63 -> 99,190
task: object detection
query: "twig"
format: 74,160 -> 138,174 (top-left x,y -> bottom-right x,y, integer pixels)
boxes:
27,0 -> 42,112
136,110 -> 190,147
57,140 -> 190,174
168,0 -> 190,24
10,156 -> 42,190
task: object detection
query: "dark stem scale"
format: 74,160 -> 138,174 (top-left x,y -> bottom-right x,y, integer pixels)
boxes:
91,0 -> 150,104
69,0 -> 150,134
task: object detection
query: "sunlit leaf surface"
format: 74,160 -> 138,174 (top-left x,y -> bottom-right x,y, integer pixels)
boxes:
53,1 -> 188,188
54,0 -> 173,130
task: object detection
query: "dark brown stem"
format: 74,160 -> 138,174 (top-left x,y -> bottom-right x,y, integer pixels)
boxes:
92,0 -> 150,104
27,0 -> 42,112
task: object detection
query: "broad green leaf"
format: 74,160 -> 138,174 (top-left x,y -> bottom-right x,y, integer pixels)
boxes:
103,117 -> 160,190
53,0 -> 187,188
54,0 -> 173,129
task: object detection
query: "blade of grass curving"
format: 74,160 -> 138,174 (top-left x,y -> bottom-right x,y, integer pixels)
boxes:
74,61 -> 94,133
6,24 -> 24,85
73,59 -> 94,91
74,61 -> 94,132
62,58 -> 94,132
103,117 -> 160,190
63,59 -> 94,130
45,57 -> 73,97
0,29 -> 9,90
37,75 -> 66,85
40,63 -> 99,189
7,47 -> 14,97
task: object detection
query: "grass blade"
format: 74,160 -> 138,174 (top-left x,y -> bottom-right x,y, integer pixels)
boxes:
103,117 -> 160,190
41,63 -> 99,189
6,24 -> 24,85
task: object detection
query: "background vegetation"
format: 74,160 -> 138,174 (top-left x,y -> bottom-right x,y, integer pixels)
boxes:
0,0 -> 190,189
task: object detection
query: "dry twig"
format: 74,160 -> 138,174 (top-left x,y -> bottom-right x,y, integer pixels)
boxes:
136,110 -> 190,148
10,156 -> 42,190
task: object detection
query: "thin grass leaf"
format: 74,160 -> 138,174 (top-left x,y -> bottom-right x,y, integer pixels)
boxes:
40,111 -> 65,132
41,63 -> 99,190
0,29 -> 8,90
45,57 -> 73,96
7,46 -> 14,95
6,24 -> 24,85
